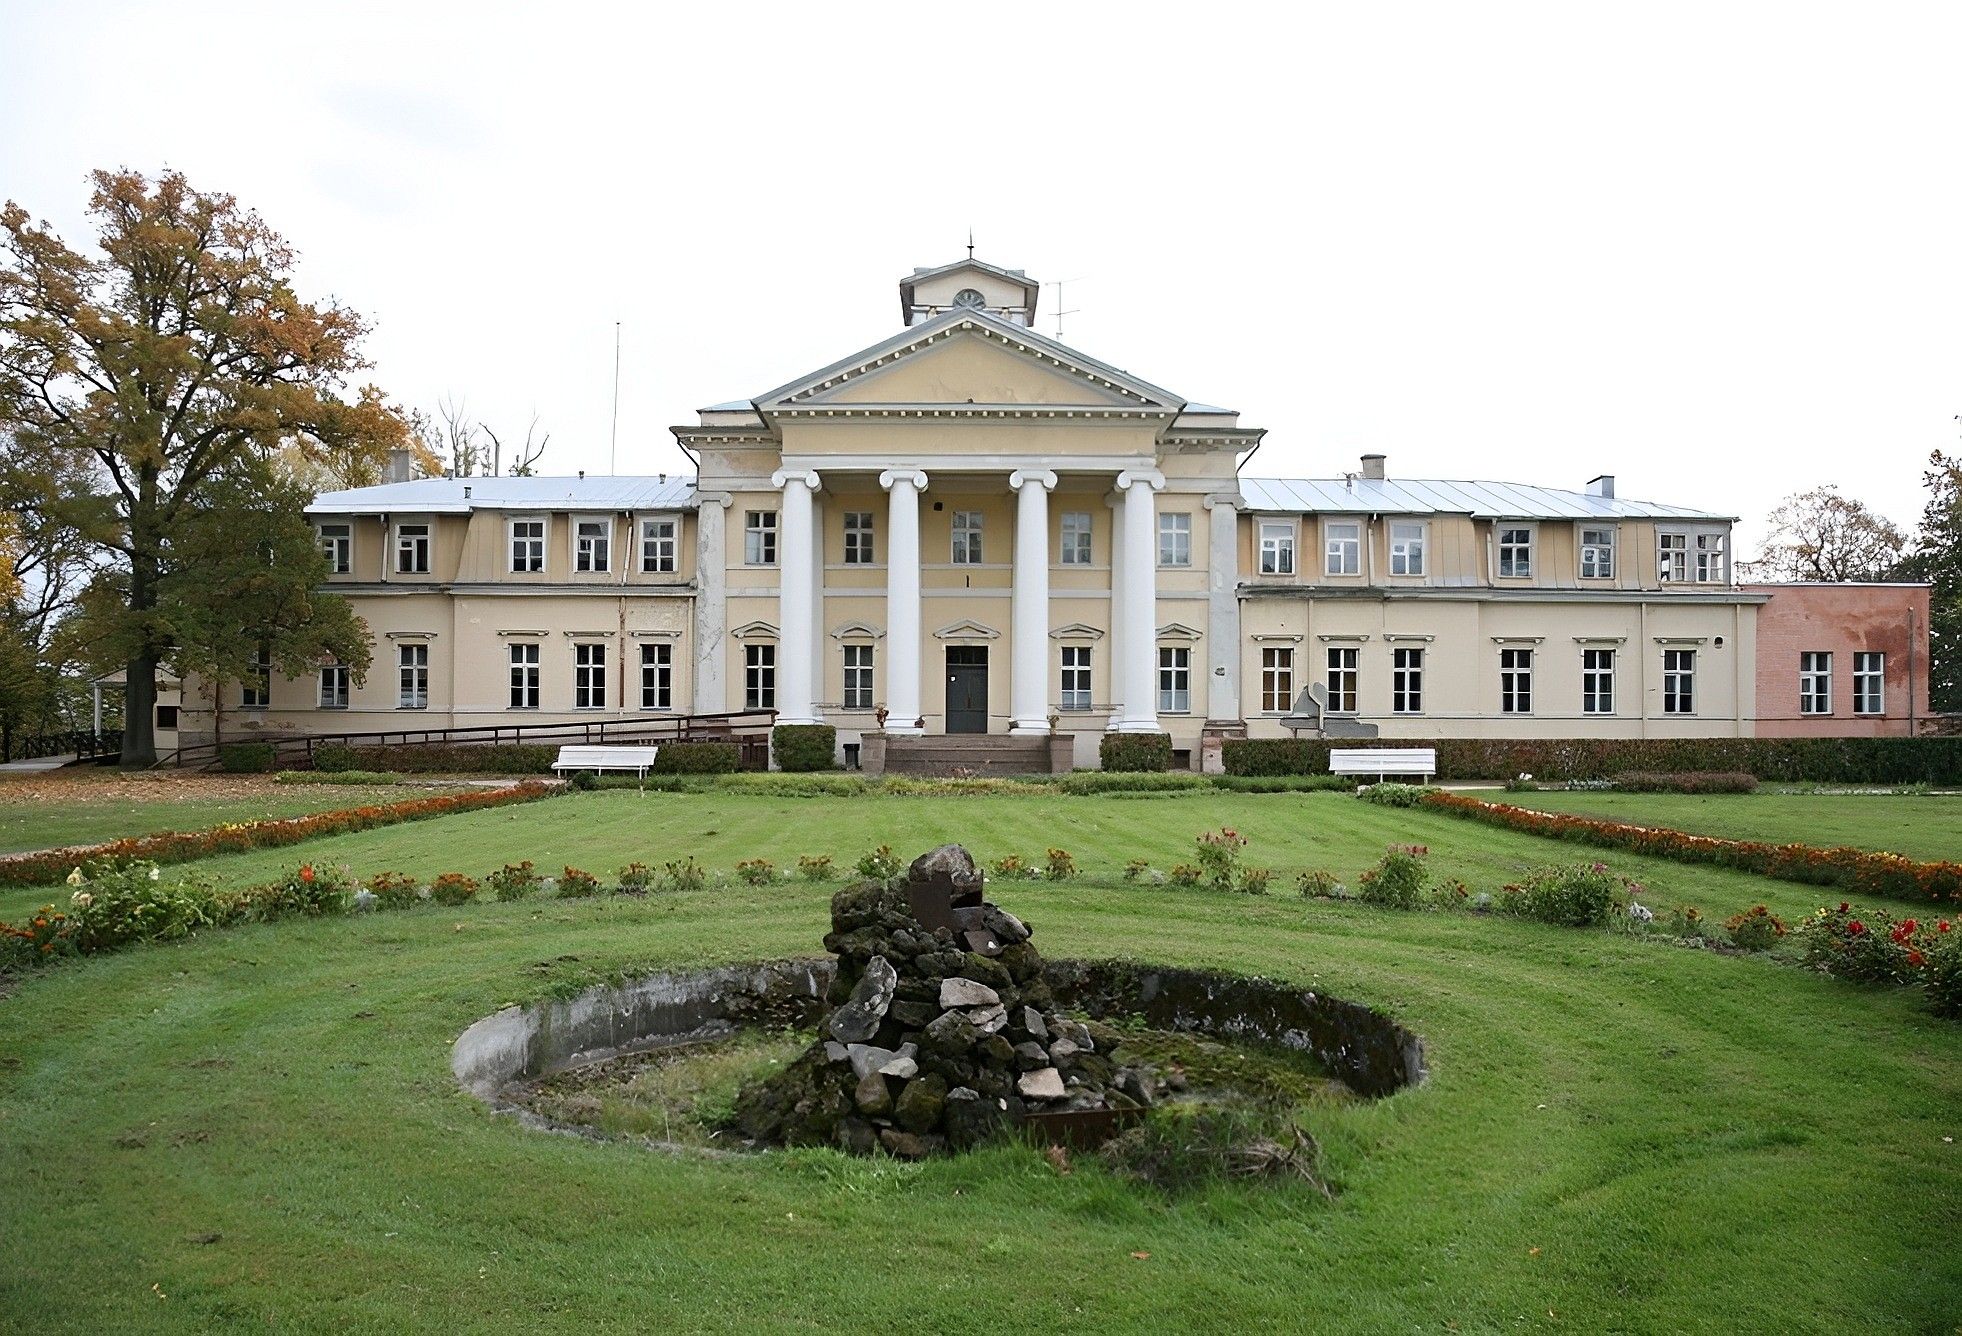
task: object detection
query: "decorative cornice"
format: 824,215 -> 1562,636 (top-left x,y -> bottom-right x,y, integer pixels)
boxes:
932,619 -> 1001,641
1048,622 -> 1105,641
731,620 -> 779,639
829,621 -> 885,640
1155,622 -> 1204,641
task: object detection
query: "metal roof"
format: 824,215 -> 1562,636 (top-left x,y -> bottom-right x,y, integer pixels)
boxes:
1238,477 -> 1733,521
307,475 -> 696,515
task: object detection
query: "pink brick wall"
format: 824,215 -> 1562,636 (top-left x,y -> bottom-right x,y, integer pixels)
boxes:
1745,583 -> 1931,736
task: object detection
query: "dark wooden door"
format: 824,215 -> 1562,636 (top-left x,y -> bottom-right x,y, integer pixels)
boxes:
945,647 -> 989,734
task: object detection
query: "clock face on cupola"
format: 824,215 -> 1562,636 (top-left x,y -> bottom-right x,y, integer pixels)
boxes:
899,258 -> 1039,328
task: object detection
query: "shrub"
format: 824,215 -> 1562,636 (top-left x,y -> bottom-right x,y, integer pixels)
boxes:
1356,783 -> 1434,808
365,872 -> 422,910
990,854 -> 1034,880
772,724 -> 838,773
310,745 -> 362,773
716,773 -> 867,797
1207,774 -> 1355,794
1614,771 -> 1759,794
1225,736 -> 1962,784
1925,928 -> 1962,1019
275,769 -> 404,786
1193,828 -> 1248,892
253,863 -> 358,918
1724,904 -> 1787,951
1044,848 -> 1077,881
1238,867 -> 1273,895
1296,869 -> 1342,898
311,743 -> 557,774
1432,877 -> 1472,908
1664,905 -> 1708,939
616,862 -> 655,892
1124,858 -> 1151,882
661,857 -> 707,893
218,742 -> 276,773
1,905 -> 73,965
428,872 -> 478,906
735,858 -> 776,885
1357,845 -> 1429,909
555,867 -> 602,899
797,854 -> 835,882
568,769 -> 599,791
1060,771 -> 1207,795
1168,864 -> 1204,888
1502,863 -> 1623,927
1220,739 -> 1326,777
1099,732 -> 1173,773
651,743 -> 742,775
486,861 -> 542,901
61,863 -> 219,951
855,845 -> 901,880
1503,774 -> 1537,792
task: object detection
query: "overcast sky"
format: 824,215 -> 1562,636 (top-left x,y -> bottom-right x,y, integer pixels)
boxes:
6,1 -> 1959,550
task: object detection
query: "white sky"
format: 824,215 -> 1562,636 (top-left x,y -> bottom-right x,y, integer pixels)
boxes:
6,1 -> 1960,550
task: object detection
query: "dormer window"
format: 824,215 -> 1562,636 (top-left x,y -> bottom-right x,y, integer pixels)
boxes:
953,287 -> 986,308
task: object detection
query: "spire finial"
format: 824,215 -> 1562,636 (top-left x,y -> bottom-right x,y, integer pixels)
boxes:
967,227 -> 975,260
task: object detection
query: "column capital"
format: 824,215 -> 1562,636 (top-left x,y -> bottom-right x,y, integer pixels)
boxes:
770,468 -> 820,492
1201,491 -> 1243,512
879,468 -> 928,492
1009,468 -> 1057,492
1115,468 -> 1166,492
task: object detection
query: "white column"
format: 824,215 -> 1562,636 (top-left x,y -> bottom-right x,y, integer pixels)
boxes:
770,469 -> 820,725
1204,493 -> 1243,722
691,493 -> 732,713
810,493 -> 826,711
1009,468 -> 1057,734
1105,492 -> 1127,731
1115,469 -> 1165,733
880,469 -> 928,734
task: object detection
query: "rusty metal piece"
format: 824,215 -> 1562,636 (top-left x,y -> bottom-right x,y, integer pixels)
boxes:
1020,1105 -> 1145,1149
962,928 -> 1003,957
904,883 -> 959,936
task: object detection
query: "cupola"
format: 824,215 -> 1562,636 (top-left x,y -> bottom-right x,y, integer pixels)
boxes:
899,257 -> 1039,327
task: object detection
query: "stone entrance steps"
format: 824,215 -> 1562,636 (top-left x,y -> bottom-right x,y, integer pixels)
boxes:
878,734 -> 1064,778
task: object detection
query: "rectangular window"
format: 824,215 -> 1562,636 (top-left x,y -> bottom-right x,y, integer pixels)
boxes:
156,704 -> 179,730
1157,646 -> 1191,713
1060,646 -> 1092,710
1695,532 -> 1726,583
1324,521 -> 1361,576
842,644 -> 874,709
1580,527 -> 1616,580
319,523 -> 351,575
398,643 -> 429,709
640,518 -> 677,574
1498,527 -> 1533,578
842,511 -> 875,565
1261,647 -> 1295,714
573,643 -> 608,709
318,662 -> 349,709
1259,522 -> 1296,576
952,510 -> 983,564
395,523 -> 430,574
241,648 -> 271,709
1500,647 -> 1533,714
1060,512 -> 1092,565
1158,512 -> 1192,567
1325,647 -> 1358,713
575,519 -> 610,573
745,644 -> 776,709
1853,651 -> 1885,715
1663,649 -> 1695,714
1658,532 -> 1688,583
639,642 -> 672,710
1389,522 -> 1426,577
744,511 -> 777,566
509,518 -> 545,573
1800,651 -> 1832,715
1582,648 -> 1615,715
1392,647 -> 1424,714
508,642 -> 539,709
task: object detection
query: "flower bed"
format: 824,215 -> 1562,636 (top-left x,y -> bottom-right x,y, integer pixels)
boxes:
1419,791 -> 1962,907
0,783 -> 559,888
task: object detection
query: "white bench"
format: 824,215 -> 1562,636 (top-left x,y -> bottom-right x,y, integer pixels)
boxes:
1330,747 -> 1436,784
552,745 -> 661,778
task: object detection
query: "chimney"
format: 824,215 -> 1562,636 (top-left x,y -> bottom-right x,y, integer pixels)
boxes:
1587,474 -> 1615,499
385,447 -> 415,483
1360,453 -> 1386,481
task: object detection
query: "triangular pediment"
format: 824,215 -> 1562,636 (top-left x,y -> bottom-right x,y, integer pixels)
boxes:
932,619 -> 1001,641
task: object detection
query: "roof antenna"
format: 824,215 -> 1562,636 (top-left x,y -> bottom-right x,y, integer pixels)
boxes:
966,227 -> 975,260
608,321 -> 621,475
1051,276 -> 1084,340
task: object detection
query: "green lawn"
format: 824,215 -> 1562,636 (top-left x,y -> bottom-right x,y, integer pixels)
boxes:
1487,789 -> 1962,862
0,782 -> 463,857
2,790 -> 1957,1331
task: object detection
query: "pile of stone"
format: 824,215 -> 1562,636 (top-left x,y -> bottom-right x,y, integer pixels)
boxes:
732,844 -> 1151,1158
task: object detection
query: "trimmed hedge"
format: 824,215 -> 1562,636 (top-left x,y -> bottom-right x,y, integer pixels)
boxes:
1612,771 -> 1759,794
649,742 -> 741,774
314,743 -> 557,775
1100,732 -> 1173,772
1221,736 -> 1962,785
772,723 -> 838,772
219,743 -> 276,773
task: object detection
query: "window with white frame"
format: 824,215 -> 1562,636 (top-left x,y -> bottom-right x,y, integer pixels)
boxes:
1500,647 -> 1533,714
575,519 -> 610,573
318,523 -> 351,575
1158,512 -> 1192,567
640,518 -> 677,573
1389,522 -> 1426,576
395,523 -> 430,574
1060,645 -> 1092,710
1157,646 -> 1191,713
1060,512 -> 1092,565
1259,522 -> 1296,575
842,511 -> 875,565
1695,532 -> 1727,583
1325,646 -> 1358,712
398,643 -> 429,709
1854,651 -> 1885,715
1658,531 -> 1688,582
1580,527 -> 1616,580
1582,648 -> 1615,714
744,511 -> 777,565
842,644 -> 873,709
510,518 -> 545,573
640,642 -> 672,710
1392,647 -> 1424,713
318,661 -> 349,709
509,642 -> 539,709
1800,651 -> 1832,715
573,643 -> 608,709
1261,647 -> 1294,713
1497,527 -> 1533,578
951,510 -> 983,564
1662,649 -> 1695,714
241,646 -> 271,709
745,644 -> 776,709
1324,521 -> 1361,576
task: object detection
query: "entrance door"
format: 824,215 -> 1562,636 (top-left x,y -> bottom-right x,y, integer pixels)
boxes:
945,647 -> 989,733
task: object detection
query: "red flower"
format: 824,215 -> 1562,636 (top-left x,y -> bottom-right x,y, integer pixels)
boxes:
1906,949 -> 1926,968
1838,902 -> 1850,913
1847,920 -> 1866,936
299,865 -> 315,883
1942,921 -> 1953,933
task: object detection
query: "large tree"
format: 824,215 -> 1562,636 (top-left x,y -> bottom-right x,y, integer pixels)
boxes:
1891,450 -> 1962,713
0,169 -> 408,764
1744,484 -> 1907,582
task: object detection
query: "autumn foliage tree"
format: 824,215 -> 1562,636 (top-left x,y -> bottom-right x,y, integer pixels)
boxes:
1745,485 -> 1907,583
0,169 -> 407,764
